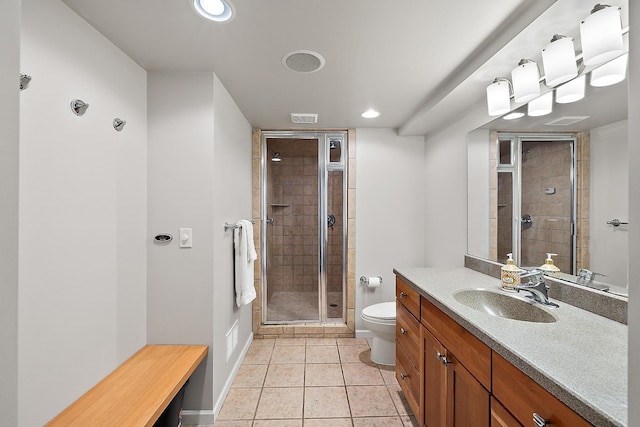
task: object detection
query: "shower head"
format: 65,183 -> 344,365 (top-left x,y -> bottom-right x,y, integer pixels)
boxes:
271,152 -> 282,162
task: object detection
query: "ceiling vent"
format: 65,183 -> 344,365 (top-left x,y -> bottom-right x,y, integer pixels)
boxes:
290,113 -> 318,124
545,116 -> 590,126
282,50 -> 325,73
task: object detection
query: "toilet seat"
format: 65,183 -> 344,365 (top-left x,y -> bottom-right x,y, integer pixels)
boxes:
361,302 -> 396,321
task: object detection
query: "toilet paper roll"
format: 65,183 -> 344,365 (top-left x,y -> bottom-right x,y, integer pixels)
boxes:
367,276 -> 382,288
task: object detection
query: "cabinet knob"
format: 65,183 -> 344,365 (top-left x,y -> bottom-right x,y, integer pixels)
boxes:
533,413 -> 551,426
399,292 -> 407,298
400,328 -> 407,335
400,373 -> 408,380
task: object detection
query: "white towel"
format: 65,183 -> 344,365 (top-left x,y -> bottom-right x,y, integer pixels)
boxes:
234,219 -> 257,307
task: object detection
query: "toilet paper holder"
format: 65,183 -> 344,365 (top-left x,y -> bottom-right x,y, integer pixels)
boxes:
360,276 -> 383,286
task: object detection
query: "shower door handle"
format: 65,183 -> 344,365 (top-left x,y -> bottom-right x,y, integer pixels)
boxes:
266,217 -> 274,225
327,214 -> 336,230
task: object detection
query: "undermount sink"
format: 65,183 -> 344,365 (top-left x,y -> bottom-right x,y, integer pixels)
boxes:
453,289 -> 557,323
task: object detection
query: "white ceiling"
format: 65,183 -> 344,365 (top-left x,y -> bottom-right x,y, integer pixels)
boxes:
59,0 -> 627,135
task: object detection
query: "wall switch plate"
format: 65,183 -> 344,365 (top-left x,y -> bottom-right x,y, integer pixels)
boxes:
179,228 -> 192,248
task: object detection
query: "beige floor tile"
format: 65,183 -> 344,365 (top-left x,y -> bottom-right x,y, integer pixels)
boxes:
271,344 -> 306,364
304,386 -> 352,418
387,385 -> 412,416
263,363 -> 305,387
231,364 -> 268,388
275,337 -> 306,346
304,418 -> 353,426
338,344 -> 372,363
306,337 -> 337,346
253,420 -> 302,426
337,338 -> 369,346
306,345 -> 340,364
401,415 -> 420,427
379,366 -> 398,385
243,345 -> 273,365
347,386 -> 398,417
342,362 -> 385,385
251,339 -> 276,347
352,417 -> 404,426
255,387 -> 304,419
217,388 -> 261,420
212,421 -> 252,426
305,363 -> 345,387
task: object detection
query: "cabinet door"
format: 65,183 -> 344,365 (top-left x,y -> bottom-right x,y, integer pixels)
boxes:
445,353 -> 490,427
490,397 -> 522,427
423,326 -> 447,427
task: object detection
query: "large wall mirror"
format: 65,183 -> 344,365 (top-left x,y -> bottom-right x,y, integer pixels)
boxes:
467,0 -> 629,295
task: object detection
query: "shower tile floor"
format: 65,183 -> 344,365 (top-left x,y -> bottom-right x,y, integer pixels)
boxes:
184,337 -> 418,426
267,292 -> 344,322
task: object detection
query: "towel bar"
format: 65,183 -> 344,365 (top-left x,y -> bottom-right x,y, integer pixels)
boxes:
224,220 -> 256,231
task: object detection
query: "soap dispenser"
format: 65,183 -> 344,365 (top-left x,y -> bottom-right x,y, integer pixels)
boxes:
501,253 -> 521,291
539,253 -> 561,276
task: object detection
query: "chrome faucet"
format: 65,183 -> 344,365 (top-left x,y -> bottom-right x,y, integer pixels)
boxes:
515,269 -> 559,308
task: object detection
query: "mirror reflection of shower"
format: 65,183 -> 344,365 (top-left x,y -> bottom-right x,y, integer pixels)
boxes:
261,132 -> 347,324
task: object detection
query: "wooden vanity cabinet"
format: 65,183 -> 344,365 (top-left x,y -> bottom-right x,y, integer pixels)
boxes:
492,353 -> 591,427
490,397 -> 522,427
421,298 -> 491,427
396,277 -> 422,419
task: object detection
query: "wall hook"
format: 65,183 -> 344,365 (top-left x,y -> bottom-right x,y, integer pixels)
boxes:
113,118 -> 126,131
70,99 -> 89,116
20,73 -> 32,91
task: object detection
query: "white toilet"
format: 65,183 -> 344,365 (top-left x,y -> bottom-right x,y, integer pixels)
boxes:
360,301 -> 396,366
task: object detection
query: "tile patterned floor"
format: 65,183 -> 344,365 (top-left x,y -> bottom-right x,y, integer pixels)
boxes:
266,292 -> 344,321
186,338 -> 418,427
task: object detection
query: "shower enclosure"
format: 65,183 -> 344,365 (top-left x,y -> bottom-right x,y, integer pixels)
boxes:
261,131 -> 347,324
496,133 -> 577,272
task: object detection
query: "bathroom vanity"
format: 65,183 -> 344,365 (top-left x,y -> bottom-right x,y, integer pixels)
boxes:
394,267 -> 627,427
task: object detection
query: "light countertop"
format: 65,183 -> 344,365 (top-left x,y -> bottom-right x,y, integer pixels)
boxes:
394,267 -> 627,427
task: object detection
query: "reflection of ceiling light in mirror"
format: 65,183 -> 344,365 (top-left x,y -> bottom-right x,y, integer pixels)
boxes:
503,112 -> 525,120
556,75 -> 586,104
590,53 -> 628,87
512,60 -> 541,103
542,35 -> 578,87
193,0 -> 234,22
486,79 -> 511,116
271,152 -> 281,162
580,4 -> 623,66
527,92 -> 553,117
361,109 -> 380,118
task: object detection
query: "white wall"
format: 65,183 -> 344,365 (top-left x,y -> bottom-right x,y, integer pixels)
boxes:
590,120 -> 629,287
18,1 -> 148,425
0,0 -> 20,425
354,128 -> 425,330
627,2 -> 639,425
147,72 -> 253,421
467,128 -> 491,259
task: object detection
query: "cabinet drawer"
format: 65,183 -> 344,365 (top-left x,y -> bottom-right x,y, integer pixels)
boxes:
492,353 -> 591,427
396,302 -> 420,369
396,277 -> 420,319
396,341 -> 420,419
421,297 -> 491,390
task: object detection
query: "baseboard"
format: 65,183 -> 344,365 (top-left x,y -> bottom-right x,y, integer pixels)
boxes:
181,332 -> 254,425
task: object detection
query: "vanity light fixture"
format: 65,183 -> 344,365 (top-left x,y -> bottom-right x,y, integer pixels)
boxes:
486,78 -> 511,116
590,53 -> 628,87
511,59 -> 541,103
361,109 -> 380,119
542,35 -> 578,87
503,111 -> 525,120
580,4 -> 623,67
527,92 -> 553,117
192,0 -> 234,22
555,75 -> 586,104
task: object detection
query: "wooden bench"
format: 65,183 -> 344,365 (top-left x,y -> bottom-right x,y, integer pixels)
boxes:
46,344 -> 208,427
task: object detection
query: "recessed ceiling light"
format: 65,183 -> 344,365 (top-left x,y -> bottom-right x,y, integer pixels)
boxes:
503,112 -> 525,120
361,109 -> 380,119
192,0 -> 234,22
